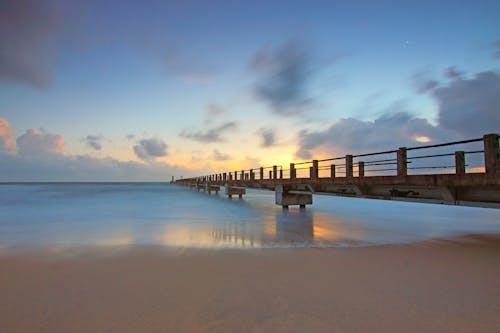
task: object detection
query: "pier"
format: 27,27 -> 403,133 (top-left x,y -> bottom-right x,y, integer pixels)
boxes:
176,133 -> 500,209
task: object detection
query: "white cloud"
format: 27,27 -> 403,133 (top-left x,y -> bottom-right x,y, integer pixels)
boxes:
0,117 -> 17,154
17,129 -> 65,155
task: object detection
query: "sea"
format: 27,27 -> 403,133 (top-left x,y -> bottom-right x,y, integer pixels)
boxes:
0,183 -> 499,249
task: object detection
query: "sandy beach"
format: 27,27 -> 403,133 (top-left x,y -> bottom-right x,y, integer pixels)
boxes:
1,234 -> 499,333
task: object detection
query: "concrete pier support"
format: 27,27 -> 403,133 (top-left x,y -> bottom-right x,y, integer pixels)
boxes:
483,133 -> 499,177
225,184 -> 246,199
455,151 -> 465,176
290,163 -> 296,179
397,147 -> 407,177
346,155 -> 353,178
275,185 -> 312,208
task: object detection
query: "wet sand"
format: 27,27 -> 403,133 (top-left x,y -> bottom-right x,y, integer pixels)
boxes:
1,234 -> 499,333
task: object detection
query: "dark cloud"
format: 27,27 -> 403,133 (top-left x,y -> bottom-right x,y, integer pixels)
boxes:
133,138 -> 168,161
296,112 -> 444,159
180,121 -> 237,143
258,128 -> 276,147
16,129 -> 65,155
494,39 -> 500,59
0,117 -> 17,154
212,149 -> 231,161
444,67 -> 462,79
0,0 -> 61,87
85,135 -> 102,151
250,39 -> 312,116
412,69 -> 439,94
427,71 -> 500,137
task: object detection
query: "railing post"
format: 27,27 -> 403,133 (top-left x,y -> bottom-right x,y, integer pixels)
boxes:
345,155 -> 353,178
455,151 -> 465,176
290,163 -> 296,179
359,161 -> 365,177
269,170 -> 272,179
330,164 -> 336,179
312,160 -> 319,179
483,133 -> 499,177
273,165 -> 277,179
229,173 -> 232,181
309,166 -> 313,178
260,167 -> 264,180
279,169 -> 283,179
241,170 -> 244,180
234,171 -> 238,181
250,170 -> 255,180
223,173 -> 227,181
397,147 -> 407,177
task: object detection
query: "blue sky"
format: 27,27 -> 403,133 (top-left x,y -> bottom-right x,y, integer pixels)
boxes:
0,0 -> 499,180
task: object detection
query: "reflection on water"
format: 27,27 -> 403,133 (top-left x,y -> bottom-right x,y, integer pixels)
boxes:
0,184 -> 499,248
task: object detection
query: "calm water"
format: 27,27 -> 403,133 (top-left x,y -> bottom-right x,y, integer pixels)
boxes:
0,183 -> 499,249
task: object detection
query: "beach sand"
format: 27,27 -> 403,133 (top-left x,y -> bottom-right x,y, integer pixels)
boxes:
1,234 -> 499,333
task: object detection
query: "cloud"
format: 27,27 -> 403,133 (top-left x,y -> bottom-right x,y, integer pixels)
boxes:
0,117 -> 17,154
126,134 -> 135,140
0,0 -> 61,87
85,135 -> 103,151
258,128 -> 276,147
444,67 -> 462,79
16,129 -> 64,155
422,70 -> 500,137
296,112 -> 445,159
212,149 -> 231,161
0,120 -> 201,181
250,39 -> 312,116
494,39 -> 500,59
133,138 -> 168,161
180,121 -> 237,143
206,103 -> 227,117
0,152 -> 199,182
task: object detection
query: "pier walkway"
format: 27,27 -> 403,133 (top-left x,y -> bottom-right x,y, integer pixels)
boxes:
176,133 -> 500,209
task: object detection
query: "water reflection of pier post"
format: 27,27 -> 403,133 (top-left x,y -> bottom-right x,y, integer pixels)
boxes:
275,210 -> 314,246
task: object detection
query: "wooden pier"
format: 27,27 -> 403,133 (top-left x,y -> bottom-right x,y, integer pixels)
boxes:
176,133 -> 500,209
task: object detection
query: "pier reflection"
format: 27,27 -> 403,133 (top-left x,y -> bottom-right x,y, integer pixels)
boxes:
154,206 -> 347,248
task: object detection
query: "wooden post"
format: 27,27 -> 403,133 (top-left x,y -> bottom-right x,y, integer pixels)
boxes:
330,164 -> 336,179
229,173 -> 232,181
241,170 -> 244,180
309,166 -> 313,178
273,165 -> 277,179
223,173 -> 227,181
234,171 -> 238,181
279,169 -> 283,179
455,151 -> 465,175
359,161 -> 365,177
483,133 -> 499,177
397,147 -> 407,177
312,160 -> 319,179
290,163 -> 296,179
250,170 -> 255,180
346,155 -> 353,178
269,170 -> 272,179
260,167 -> 264,180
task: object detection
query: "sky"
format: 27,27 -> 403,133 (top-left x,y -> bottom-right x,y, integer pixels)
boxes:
0,0 -> 499,181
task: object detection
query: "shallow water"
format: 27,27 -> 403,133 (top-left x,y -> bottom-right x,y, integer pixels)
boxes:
0,183 -> 499,248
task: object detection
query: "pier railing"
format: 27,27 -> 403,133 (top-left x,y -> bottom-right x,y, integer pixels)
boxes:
180,133 -> 498,183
